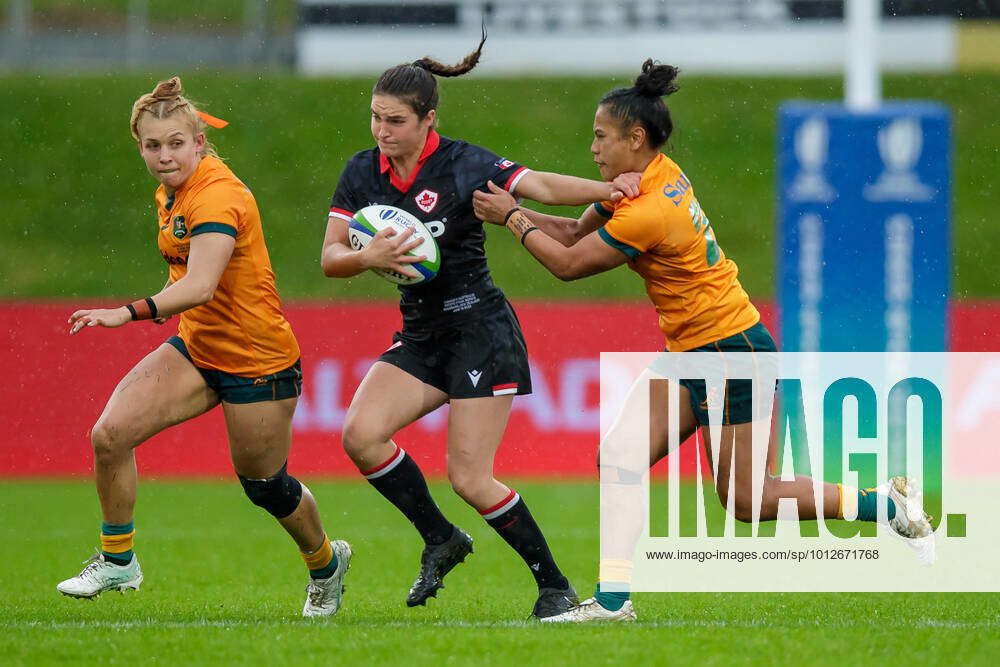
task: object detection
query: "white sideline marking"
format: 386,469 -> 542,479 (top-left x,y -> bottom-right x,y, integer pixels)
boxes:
4,619 -> 997,630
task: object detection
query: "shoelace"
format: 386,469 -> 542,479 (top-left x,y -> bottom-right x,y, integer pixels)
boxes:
71,553 -> 108,585
306,580 -> 328,606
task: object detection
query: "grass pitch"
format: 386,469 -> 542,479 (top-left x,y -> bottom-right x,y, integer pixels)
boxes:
2,480 -> 997,665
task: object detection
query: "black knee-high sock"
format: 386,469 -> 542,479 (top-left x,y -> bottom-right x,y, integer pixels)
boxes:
362,445 -> 453,545
481,489 -> 568,590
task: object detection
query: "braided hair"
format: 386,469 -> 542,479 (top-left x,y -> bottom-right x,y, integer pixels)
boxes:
129,76 -> 218,157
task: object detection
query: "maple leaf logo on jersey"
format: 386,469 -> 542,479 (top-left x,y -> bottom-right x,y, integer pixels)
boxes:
414,189 -> 439,214
495,158 -> 515,169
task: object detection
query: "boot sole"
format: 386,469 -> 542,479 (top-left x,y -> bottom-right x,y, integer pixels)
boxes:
58,577 -> 143,600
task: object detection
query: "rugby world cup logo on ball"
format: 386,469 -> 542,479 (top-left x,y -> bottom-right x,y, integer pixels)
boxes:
348,204 -> 441,285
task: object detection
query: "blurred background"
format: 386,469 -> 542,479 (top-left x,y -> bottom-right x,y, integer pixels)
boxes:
2,0 -> 999,478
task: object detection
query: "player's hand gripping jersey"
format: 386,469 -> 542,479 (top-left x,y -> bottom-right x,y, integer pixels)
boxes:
329,130 -> 531,329
595,153 -> 759,351
155,156 -> 300,375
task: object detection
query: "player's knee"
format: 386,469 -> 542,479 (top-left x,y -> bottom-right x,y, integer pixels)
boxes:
90,420 -> 127,461
447,468 -> 487,504
341,416 -> 388,461
238,462 -> 303,519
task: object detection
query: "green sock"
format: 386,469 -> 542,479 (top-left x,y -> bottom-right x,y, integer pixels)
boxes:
857,488 -> 896,522
594,583 -> 629,611
100,521 -> 134,566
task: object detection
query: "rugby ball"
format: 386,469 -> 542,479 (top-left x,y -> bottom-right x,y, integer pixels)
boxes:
347,205 -> 440,285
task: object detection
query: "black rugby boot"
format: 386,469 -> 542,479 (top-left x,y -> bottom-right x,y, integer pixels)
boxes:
531,582 -> 579,619
406,527 -> 474,607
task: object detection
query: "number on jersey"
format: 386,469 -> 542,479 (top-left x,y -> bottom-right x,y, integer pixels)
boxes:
688,198 -> 720,267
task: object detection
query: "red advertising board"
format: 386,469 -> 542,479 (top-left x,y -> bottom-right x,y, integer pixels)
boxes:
3,300 -> 997,479
1,301 -> 718,478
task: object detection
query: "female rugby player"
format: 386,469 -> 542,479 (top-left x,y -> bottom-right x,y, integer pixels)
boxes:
474,60 -> 935,622
57,77 -> 350,618
320,33 -> 638,619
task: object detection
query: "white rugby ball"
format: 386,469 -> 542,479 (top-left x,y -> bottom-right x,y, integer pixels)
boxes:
347,204 -> 440,285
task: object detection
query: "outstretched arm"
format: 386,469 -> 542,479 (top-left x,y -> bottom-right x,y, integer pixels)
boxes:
516,206 -> 611,248
512,170 -> 639,206
474,183 -> 629,281
474,181 -> 609,247
68,232 -> 235,334
475,168 -> 638,246
504,209 -> 629,281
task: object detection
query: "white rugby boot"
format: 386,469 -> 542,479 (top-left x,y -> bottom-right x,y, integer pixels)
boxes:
880,476 -> 936,566
539,597 -> 637,623
302,540 -> 352,617
57,552 -> 143,598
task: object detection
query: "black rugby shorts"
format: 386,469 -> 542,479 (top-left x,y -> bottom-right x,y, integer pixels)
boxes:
378,302 -> 532,399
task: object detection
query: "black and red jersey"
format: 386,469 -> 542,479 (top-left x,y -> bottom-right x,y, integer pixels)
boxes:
329,130 -> 530,330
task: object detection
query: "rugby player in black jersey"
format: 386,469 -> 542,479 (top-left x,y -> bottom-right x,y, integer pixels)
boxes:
320,31 -> 639,619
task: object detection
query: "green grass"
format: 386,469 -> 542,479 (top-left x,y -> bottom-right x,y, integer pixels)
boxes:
2,480 -> 997,665
2,72 -> 998,301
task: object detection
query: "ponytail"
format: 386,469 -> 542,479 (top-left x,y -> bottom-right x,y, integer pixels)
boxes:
373,24 -> 487,118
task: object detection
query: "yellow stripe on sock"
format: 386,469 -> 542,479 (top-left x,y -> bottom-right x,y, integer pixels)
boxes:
599,559 -> 634,585
302,537 -> 333,571
100,531 -> 135,554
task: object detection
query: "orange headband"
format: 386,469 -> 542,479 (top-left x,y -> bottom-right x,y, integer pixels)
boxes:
196,110 -> 228,129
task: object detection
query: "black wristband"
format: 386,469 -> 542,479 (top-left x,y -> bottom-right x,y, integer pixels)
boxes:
504,207 -> 521,224
125,304 -> 138,321
145,297 -> 159,320
520,226 -> 540,245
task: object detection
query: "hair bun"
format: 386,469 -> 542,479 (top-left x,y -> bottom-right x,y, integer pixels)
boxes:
634,59 -> 679,98
150,76 -> 183,101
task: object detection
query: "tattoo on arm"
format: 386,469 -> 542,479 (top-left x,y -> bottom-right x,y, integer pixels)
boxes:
506,210 -> 536,239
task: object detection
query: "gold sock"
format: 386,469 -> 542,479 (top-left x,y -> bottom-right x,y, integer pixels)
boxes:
302,536 -> 333,571
100,531 -> 134,556
598,559 -> 634,589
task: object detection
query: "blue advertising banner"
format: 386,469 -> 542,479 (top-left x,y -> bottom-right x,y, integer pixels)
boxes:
777,102 -> 950,352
